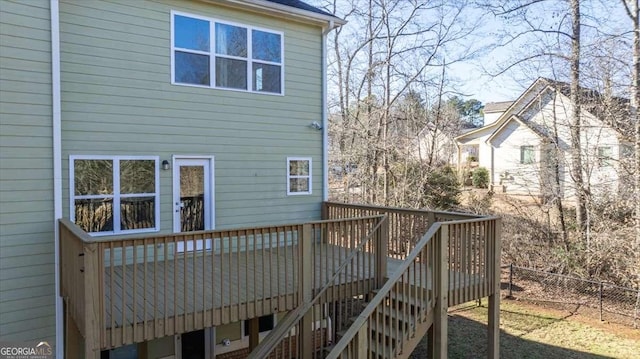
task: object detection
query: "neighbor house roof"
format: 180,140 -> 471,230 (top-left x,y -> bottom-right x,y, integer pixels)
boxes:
483,101 -> 514,113
540,78 -> 632,138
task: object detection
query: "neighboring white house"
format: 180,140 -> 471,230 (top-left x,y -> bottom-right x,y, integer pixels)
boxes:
455,77 -> 633,200
414,122 -> 459,165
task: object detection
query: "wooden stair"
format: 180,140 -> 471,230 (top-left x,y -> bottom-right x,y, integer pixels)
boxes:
328,285 -> 435,359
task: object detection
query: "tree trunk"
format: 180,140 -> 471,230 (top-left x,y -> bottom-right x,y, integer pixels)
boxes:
569,0 -> 588,242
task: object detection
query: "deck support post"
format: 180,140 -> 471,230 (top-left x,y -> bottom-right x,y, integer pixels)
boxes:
488,219 -> 502,359
299,224 -> 314,359
83,242 -> 102,359
248,318 -> 259,352
432,224 -> 448,359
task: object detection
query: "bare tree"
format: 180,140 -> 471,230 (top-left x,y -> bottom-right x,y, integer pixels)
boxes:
322,0 -> 483,206
620,0 -> 640,250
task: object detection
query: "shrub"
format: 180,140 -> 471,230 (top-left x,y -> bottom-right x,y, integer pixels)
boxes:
472,167 -> 489,188
422,165 -> 461,210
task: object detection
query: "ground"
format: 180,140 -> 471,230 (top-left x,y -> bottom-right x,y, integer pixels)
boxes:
410,299 -> 640,359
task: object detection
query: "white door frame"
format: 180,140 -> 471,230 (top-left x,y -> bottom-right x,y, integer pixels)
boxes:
172,155 -> 215,235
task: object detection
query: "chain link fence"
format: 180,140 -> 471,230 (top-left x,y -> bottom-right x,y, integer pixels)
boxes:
501,265 -> 640,328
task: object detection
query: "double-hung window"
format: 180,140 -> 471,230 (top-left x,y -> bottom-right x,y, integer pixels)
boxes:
70,156 -> 160,235
287,157 -> 311,195
172,12 -> 283,94
597,146 -> 612,167
520,145 -> 535,164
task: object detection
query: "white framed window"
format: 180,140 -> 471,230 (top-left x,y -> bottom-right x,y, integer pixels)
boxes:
69,155 -> 160,236
287,157 -> 311,195
520,145 -> 535,164
597,146 -> 613,167
171,11 -> 284,95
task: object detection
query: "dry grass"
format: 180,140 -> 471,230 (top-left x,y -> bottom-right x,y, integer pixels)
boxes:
410,299 -> 640,359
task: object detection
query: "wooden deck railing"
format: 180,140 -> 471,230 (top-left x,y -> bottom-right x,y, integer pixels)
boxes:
326,216 -> 502,358
60,214 -> 388,358
247,215 -> 388,359
323,202 -> 482,259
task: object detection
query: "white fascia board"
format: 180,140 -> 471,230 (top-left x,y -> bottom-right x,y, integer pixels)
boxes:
207,0 -> 346,27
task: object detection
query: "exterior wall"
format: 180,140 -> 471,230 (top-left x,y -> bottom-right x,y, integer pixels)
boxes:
0,0 -> 56,342
491,121 -> 543,195
522,91 -> 624,199
58,0 -> 325,232
456,127 -> 494,182
415,130 -> 456,165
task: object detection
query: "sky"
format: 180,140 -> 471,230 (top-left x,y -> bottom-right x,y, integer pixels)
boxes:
312,0 -> 634,106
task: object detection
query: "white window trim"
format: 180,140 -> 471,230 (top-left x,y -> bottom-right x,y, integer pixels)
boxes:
69,155 -> 160,236
287,157 -> 312,195
171,10 -> 285,96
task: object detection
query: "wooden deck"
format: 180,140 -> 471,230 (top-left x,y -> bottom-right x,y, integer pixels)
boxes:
103,244 -> 380,329
103,249 -> 488,331
61,202 -> 501,358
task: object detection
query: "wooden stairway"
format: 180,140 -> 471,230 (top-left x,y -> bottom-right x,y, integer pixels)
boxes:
330,286 -> 435,359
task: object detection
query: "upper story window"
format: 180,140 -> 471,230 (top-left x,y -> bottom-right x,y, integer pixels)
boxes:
520,145 -> 535,164
287,157 -> 311,195
597,146 -> 613,167
70,156 -> 160,235
172,12 -> 283,94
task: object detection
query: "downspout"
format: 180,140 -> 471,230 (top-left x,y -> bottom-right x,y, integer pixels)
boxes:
322,21 -> 334,201
50,0 -> 63,357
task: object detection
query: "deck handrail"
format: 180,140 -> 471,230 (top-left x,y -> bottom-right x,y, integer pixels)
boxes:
325,215 -> 501,358
323,201 -> 484,219
246,215 -> 389,359
62,214 -> 386,244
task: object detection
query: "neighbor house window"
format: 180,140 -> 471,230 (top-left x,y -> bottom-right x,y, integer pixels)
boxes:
70,156 -> 160,235
597,146 -> 612,167
287,157 -> 311,195
172,11 -> 283,94
520,145 -> 535,164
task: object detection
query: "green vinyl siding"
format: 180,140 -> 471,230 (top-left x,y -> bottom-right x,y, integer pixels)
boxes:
0,0 -> 55,343
59,0 -> 325,231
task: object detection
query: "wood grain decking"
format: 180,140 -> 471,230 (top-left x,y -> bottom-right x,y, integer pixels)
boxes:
104,248 -> 487,329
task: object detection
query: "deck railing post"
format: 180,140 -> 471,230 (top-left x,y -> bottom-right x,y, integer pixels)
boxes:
321,202 -> 329,220
488,218 -> 502,359
299,224 -> 313,359
433,224 -> 448,359
83,241 -> 102,359
376,216 -> 389,287
427,211 -> 436,229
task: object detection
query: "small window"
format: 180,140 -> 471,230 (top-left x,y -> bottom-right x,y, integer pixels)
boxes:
520,146 -> 535,164
243,314 -> 275,337
597,146 -> 612,167
172,12 -> 283,94
287,157 -> 311,195
70,156 -> 160,235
